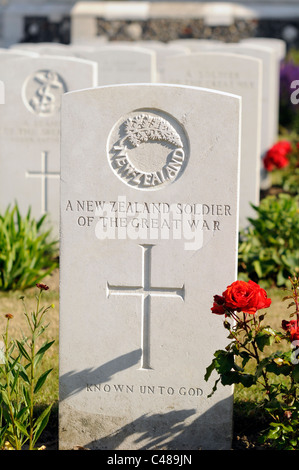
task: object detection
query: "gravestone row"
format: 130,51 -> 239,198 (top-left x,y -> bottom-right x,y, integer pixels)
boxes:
1,37 -> 285,237
0,37 -> 285,449
0,50 -> 97,237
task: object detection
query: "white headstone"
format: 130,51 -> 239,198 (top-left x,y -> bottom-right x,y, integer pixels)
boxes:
204,42 -> 277,153
72,45 -> 157,85
1,47 -> 39,58
22,44 -> 157,85
241,37 -> 287,61
201,42 -> 277,189
0,55 -> 97,237
160,52 -> 262,228
170,39 -> 224,52
0,80 -> 4,105
59,83 -> 241,450
135,43 -> 190,81
10,42 -> 70,51
239,42 -> 280,146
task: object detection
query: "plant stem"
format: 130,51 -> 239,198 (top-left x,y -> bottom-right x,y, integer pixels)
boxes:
242,313 -> 272,393
292,278 -> 299,329
28,291 -> 42,450
3,318 -> 21,450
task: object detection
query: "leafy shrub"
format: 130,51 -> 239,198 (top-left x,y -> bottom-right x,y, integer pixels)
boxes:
0,204 -> 58,291
0,284 -> 54,450
206,277 -> 299,450
238,194 -> 299,287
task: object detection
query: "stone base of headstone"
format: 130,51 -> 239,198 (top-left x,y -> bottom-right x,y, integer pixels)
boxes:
59,393 -> 234,450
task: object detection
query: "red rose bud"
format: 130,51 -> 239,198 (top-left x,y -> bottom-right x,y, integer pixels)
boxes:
211,302 -> 226,315
282,319 -> 295,331
214,295 -> 225,305
211,295 -> 226,315
36,283 -> 49,290
291,329 -> 299,342
282,319 -> 299,342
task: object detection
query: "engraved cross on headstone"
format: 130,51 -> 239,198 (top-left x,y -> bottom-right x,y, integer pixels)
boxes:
107,244 -> 185,370
26,151 -> 60,214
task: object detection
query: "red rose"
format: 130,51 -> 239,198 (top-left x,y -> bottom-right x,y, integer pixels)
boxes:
277,140 -> 292,153
282,319 -> 299,342
222,280 -> 271,315
211,295 -> 226,315
263,140 -> 292,171
282,319 -> 296,331
291,329 -> 299,342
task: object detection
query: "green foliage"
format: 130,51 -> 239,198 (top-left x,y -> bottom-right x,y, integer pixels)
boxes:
0,286 -> 54,450
205,277 -> 299,450
0,204 -> 58,291
238,194 -> 299,287
268,133 -> 299,196
278,142 -> 299,196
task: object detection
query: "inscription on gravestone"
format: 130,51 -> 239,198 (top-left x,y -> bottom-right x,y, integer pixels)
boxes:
0,55 -> 97,237
22,70 -> 67,116
108,110 -> 189,190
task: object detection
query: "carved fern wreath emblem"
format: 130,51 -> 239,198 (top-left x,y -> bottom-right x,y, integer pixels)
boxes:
124,114 -> 183,148
108,110 -> 188,190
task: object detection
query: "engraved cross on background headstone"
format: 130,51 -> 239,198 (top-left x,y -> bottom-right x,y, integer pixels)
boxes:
0,80 -> 4,104
26,151 -> 60,215
107,244 -> 185,370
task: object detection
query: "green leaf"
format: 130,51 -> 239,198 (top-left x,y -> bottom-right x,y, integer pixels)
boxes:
266,360 -> 292,376
221,371 -> 255,387
32,404 -> 52,446
16,406 -> 30,421
204,359 -> 216,382
267,427 -> 281,440
255,328 -> 277,351
255,331 -> 273,352
292,364 -> 299,383
239,351 -> 251,368
214,350 -> 235,374
0,389 -> 10,407
16,341 -> 31,363
18,367 -> 30,384
207,378 -> 220,398
36,340 -> 55,358
253,259 -> 263,277
14,419 -> 29,438
34,369 -> 53,394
